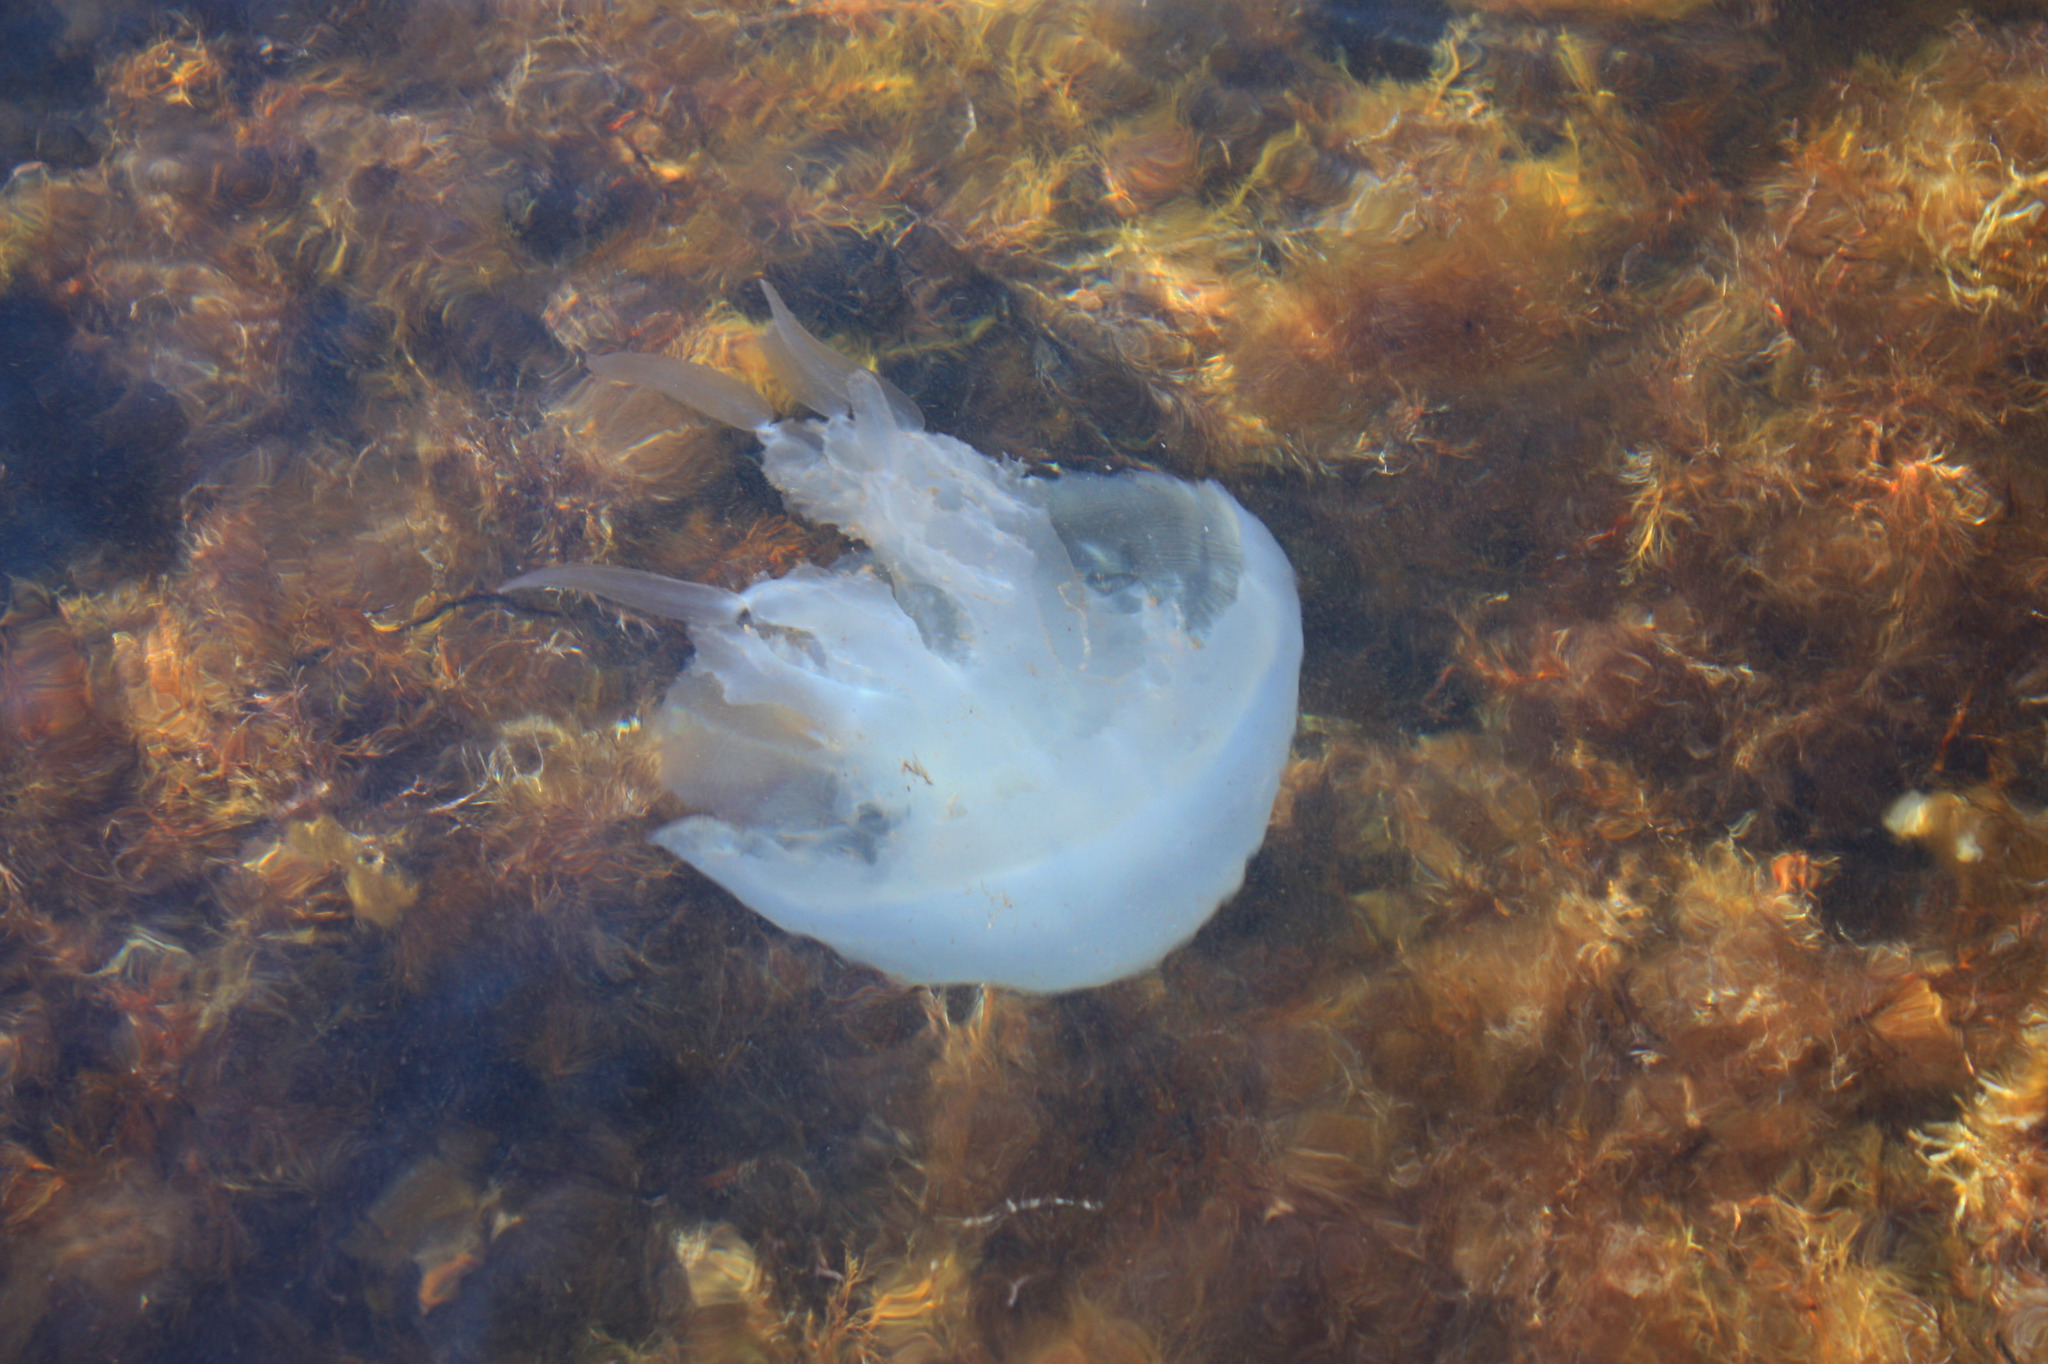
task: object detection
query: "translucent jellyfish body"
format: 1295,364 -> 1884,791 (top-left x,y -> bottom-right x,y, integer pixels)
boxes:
508,286 -> 1302,991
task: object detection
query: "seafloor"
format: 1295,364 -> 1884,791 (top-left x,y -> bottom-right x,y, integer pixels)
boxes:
5,0 -> 2048,1359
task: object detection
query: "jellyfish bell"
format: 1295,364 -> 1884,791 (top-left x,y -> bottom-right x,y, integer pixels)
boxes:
505,283 -> 1302,991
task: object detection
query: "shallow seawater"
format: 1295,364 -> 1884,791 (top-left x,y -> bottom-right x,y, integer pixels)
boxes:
6,0 -> 2048,1359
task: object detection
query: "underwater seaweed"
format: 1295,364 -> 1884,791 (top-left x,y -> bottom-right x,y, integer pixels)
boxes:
8,0 -> 2048,1361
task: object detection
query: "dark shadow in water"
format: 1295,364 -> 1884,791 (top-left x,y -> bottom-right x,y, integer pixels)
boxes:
0,289 -> 185,579
1300,0 -> 1450,81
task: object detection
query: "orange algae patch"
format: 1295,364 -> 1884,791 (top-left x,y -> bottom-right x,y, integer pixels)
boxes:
243,815 -> 419,930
